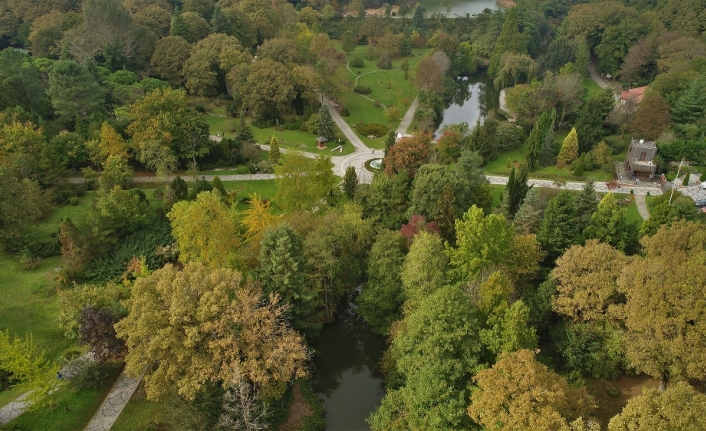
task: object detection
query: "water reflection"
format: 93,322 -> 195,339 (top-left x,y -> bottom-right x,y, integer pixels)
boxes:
417,0 -> 501,17
435,72 -> 500,138
311,293 -> 386,430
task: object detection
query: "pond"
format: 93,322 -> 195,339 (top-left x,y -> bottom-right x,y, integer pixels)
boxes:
310,291 -> 386,431
435,71 -> 500,138
418,0 -> 502,17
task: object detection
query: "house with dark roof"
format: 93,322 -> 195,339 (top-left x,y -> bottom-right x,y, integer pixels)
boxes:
624,139 -> 657,178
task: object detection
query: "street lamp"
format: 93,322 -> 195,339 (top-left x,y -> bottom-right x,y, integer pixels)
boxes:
669,159 -> 684,205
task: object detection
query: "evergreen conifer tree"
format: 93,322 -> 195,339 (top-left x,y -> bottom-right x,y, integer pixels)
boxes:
575,98 -> 605,154
343,166 -> 358,199
412,6 -> 425,31
489,8 -> 526,76
557,127 -> 579,166
574,177 -> 598,232
210,5 -> 228,34
437,185 -> 457,245
170,8 -> 190,40
316,104 -> 336,141
523,116 -> 545,171
235,116 -> 254,144
385,129 -> 396,154
538,109 -> 556,167
506,164 -> 529,217
269,135 -> 280,165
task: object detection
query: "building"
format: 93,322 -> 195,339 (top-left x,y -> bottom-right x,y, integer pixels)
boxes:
620,86 -> 648,105
624,139 -> 657,178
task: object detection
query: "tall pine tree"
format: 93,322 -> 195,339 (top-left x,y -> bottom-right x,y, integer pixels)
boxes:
317,104 -> 336,141
538,109 -> 556,167
170,8 -> 190,40
557,127 -> 579,167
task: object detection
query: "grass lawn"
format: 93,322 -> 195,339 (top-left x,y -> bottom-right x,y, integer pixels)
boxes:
489,184 -> 506,207
1,365 -> 123,431
624,198 -> 644,227
250,126 -> 355,156
583,77 -> 603,101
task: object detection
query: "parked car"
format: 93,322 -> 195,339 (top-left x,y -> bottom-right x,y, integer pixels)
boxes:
695,198 -> 706,208
700,182 -> 706,189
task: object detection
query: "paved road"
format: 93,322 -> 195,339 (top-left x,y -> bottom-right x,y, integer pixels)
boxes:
396,96 -> 418,135
634,194 -> 650,220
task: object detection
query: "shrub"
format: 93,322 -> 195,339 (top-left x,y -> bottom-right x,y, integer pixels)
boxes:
356,122 -> 388,137
340,107 -> 350,116
193,104 -> 205,113
226,102 -> 240,118
374,100 -> 381,107
376,55 -> 392,69
69,196 -> 80,206
71,362 -> 123,390
236,166 -> 249,174
353,86 -> 372,94
349,56 -> 364,68
252,118 -> 275,129
682,171 -> 691,186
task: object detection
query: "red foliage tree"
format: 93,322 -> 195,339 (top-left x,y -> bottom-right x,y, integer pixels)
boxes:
79,306 -> 127,363
383,133 -> 433,178
400,215 -> 440,246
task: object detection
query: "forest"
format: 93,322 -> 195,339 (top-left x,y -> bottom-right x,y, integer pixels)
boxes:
0,0 -> 706,429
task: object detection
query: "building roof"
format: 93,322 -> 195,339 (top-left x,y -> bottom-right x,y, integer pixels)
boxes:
316,136 -> 328,143
620,86 -> 648,104
630,138 -> 656,150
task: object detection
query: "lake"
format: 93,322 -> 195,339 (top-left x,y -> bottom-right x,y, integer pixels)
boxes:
418,0 -> 502,17
435,71 -> 500,138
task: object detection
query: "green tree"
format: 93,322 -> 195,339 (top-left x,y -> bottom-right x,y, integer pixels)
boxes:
583,193 -> 639,253
538,109 -> 556,167
436,185 -> 457,245
627,92 -> 672,141
360,171 -> 412,230
412,6 -> 424,32
505,165 -> 529,217
168,190 -> 242,269
370,286 -> 483,430
524,111 -> 553,171
0,165 -> 48,247
243,58 -> 295,120
184,33 -> 248,97
170,8 -> 190,40
268,135 -> 280,165
150,35 -> 192,87
343,166 -> 357,199
274,153 -> 337,214
468,349 -> 596,430
115,263 -> 308,400
558,127 -> 579,167
514,188 -> 542,235
575,178 -> 599,231
341,30 -> 356,55
357,230 -> 406,335
537,190 -> 580,260
47,60 -> 105,129
489,8 -> 526,76
84,186 -> 152,247
575,98 -> 607,154
171,176 -> 189,201
618,221 -> 706,390
258,224 -> 319,335
448,206 -> 514,283
316,104 -> 336,141
406,164 -> 472,221
608,382 -> 706,431
210,4 -> 228,33
400,231 -> 448,312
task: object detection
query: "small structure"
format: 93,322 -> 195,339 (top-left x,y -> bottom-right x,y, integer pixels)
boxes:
315,136 -> 328,149
620,86 -> 648,105
624,138 -> 657,178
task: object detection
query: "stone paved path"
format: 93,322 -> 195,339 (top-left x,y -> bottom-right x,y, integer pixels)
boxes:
0,353 -> 94,425
395,96 -> 418,135
84,371 -> 145,431
634,194 -> 650,220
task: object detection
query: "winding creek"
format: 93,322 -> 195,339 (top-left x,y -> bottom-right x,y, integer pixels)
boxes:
310,293 -> 386,430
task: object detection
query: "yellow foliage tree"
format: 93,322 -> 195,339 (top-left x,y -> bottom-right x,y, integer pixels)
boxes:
241,193 -> 276,242
558,127 -> 579,166
167,190 -> 242,269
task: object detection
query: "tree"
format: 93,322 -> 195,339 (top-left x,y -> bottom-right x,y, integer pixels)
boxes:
217,375 -> 269,431
575,97 -> 609,154
170,8 -> 190,40
243,59 -> 295,120
115,263 -> 308,400
448,206 -> 514,284
514,189 -> 542,235
316,104 -> 336,141
78,306 -> 126,363
47,60 -> 104,129
0,166 -> 48,247
81,0 -> 139,70
240,193 -> 275,243
618,221 -> 706,390
383,133 -> 432,178
494,53 -> 538,90
268,135 -> 280,165
184,33 -> 248,97
100,155 -> 133,190
575,178 -> 599,231
415,54 -> 448,93
583,194 -> 639,253
552,240 -> 628,323
608,382 -> 706,431
406,164 -> 472,221
341,30 -> 356,54
168,190 -> 242,269
627,92 -> 671,140
357,230 -> 406,335
84,186 -> 152,247
436,185 -> 457,244
400,231 -> 448,312
523,112 -> 552,171
370,286 -> 483,430
489,8 -> 526,76
505,165 -> 529,217
127,88 -> 212,175
151,35 -> 192,87
537,191 -> 580,260
412,5 -> 424,32
468,349 -> 596,430
538,110 -> 557,167
274,153 -> 337,214
558,127 -> 579,167
343,166 -> 357,200
0,330 -> 60,410
257,224 -> 318,335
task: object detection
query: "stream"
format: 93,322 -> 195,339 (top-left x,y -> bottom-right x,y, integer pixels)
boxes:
310,292 -> 386,430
